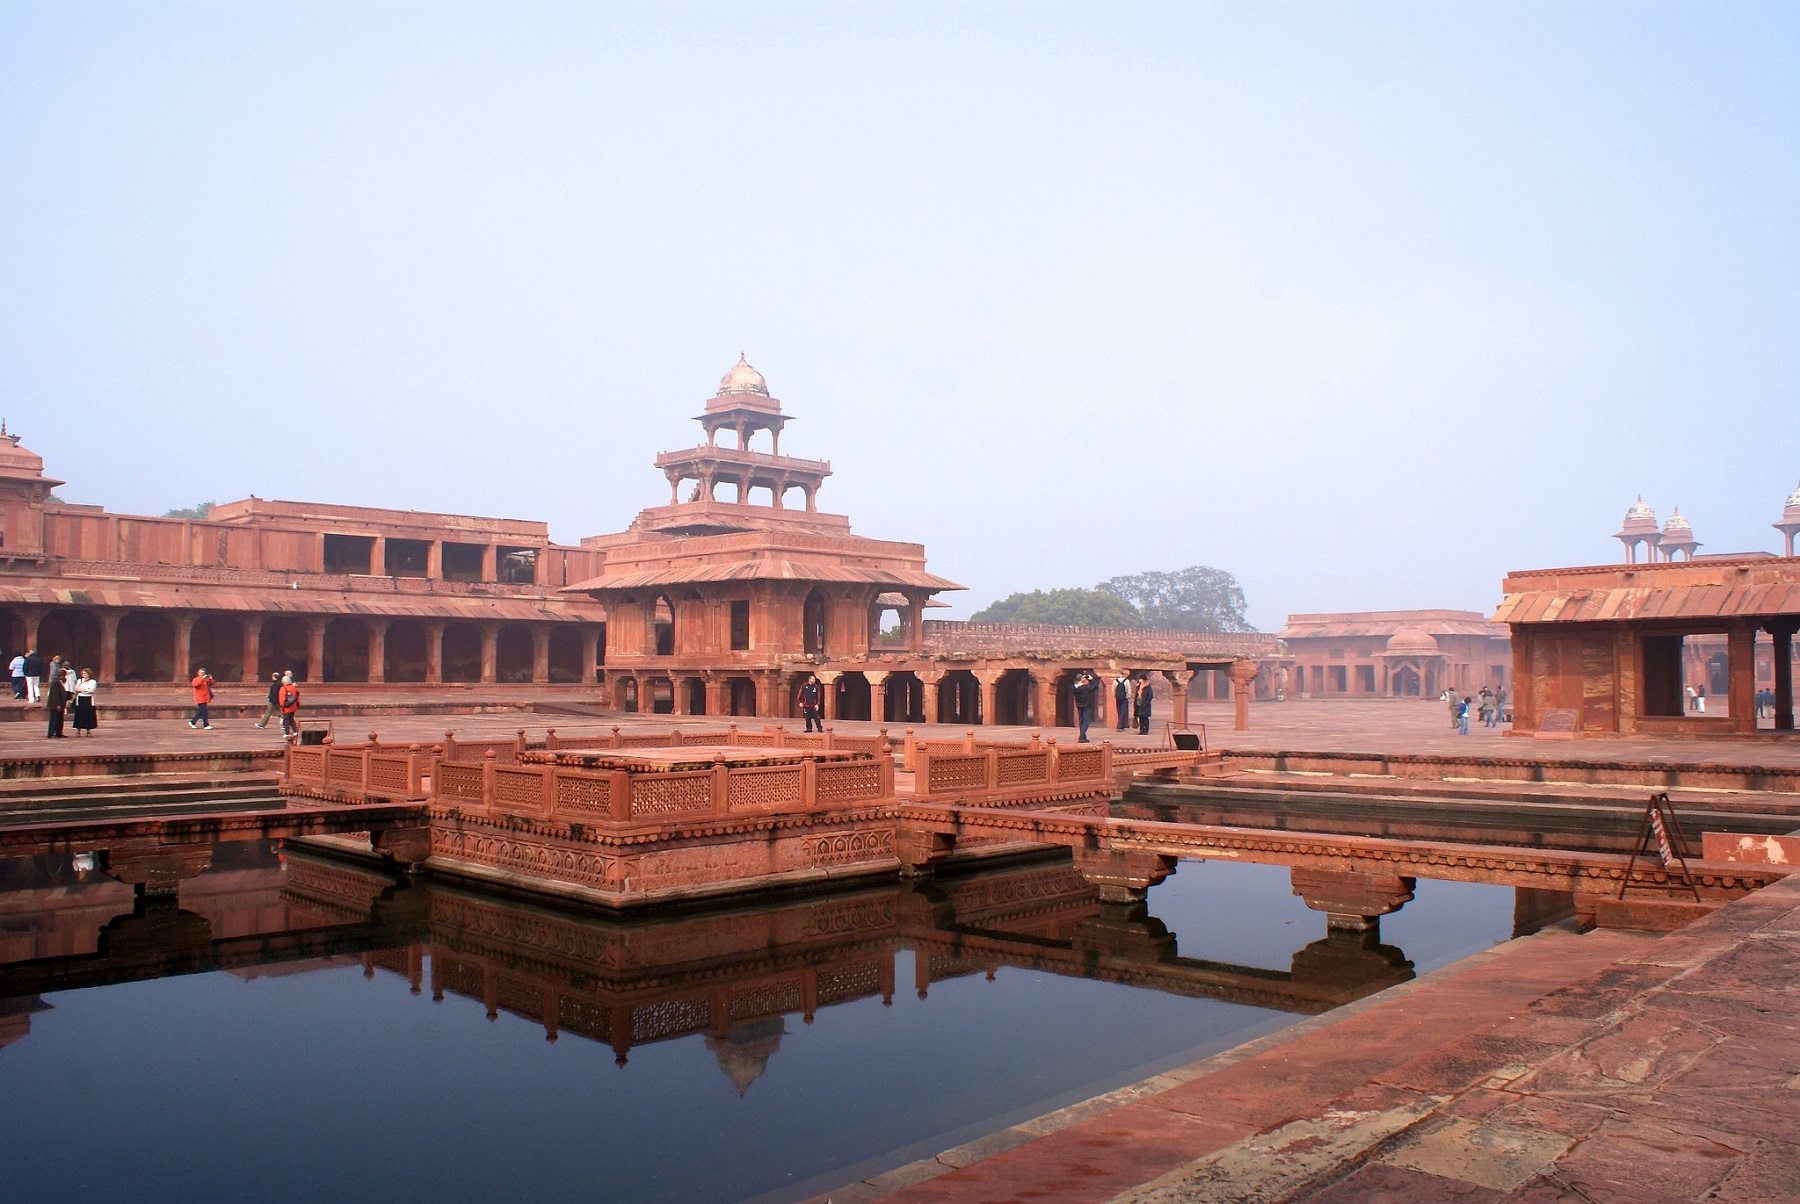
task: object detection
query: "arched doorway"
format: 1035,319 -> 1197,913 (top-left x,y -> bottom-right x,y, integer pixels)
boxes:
802,589 -> 828,655
1391,663 -> 1422,697
883,671 -> 923,723
496,624 -> 534,682
323,619 -> 371,682
38,609 -> 102,678
191,615 -> 245,680
835,672 -> 871,722
994,669 -> 1033,726
727,677 -> 756,716
116,612 -> 176,681
548,628 -> 584,683
1051,668 -> 1096,728
384,621 -> 428,683
653,595 -> 675,656
259,618 -> 312,680
442,622 -> 482,683
937,670 -> 980,723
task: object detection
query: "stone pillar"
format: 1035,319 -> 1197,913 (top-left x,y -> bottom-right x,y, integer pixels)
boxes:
754,672 -> 777,717
478,623 -> 499,684
306,617 -> 327,683
1771,620 -> 1797,733
920,670 -> 944,726
172,612 -> 196,678
426,541 -> 442,580
531,627 -> 550,683
1033,671 -> 1057,729
906,597 -> 925,654
368,620 -> 388,684
704,673 -> 728,717
1167,669 -> 1193,727
867,670 -> 890,725
481,544 -> 498,582
1291,868 -> 1415,934
975,670 -> 1002,726
369,536 -> 385,575
816,671 -> 840,723
580,627 -> 602,685
242,618 -> 262,683
98,611 -> 121,683
1229,659 -> 1260,732
17,605 -> 44,653
1728,623 -> 1757,735
424,621 -> 445,684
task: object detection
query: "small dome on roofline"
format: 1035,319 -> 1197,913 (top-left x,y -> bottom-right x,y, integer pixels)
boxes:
1624,496 -> 1654,522
717,353 -> 769,397
1385,627 -> 1439,655
1662,509 -> 1691,534
1786,481 -> 1800,512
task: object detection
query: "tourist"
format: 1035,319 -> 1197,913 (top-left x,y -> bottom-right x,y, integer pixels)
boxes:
1457,696 -> 1471,735
1445,689 -> 1460,729
22,647 -> 43,703
1477,696 -> 1495,728
71,668 -> 98,736
1134,675 -> 1154,736
8,650 -> 22,699
189,666 -> 215,730
1686,684 -> 1698,712
44,665 -> 69,738
1071,672 -> 1098,743
278,672 -> 301,739
255,671 -> 282,729
1114,675 -> 1131,731
795,673 -> 823,733
1695,684 -> 1706,714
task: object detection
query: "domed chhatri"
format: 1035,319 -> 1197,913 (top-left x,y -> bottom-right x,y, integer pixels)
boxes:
1382,627 -> 1439,655
1786,481 -> 1800,516
1614,495 -> 1662,562
1662,509 -> 1691,533
1623,496 -> 1655,524
1778,481 -> 1800,556
1659,508 -> 1699,560
717,353 -> 769,398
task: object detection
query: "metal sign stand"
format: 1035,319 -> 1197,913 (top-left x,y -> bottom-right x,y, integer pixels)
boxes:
1619,790 -> 1701,901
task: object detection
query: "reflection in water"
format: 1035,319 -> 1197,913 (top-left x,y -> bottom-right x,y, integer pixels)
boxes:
0,842 -> 1518,1201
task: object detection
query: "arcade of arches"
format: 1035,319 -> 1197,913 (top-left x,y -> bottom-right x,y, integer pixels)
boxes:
0,607 -> 596,685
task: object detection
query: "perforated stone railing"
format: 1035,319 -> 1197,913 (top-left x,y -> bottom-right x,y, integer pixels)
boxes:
911,741 -> 1114,802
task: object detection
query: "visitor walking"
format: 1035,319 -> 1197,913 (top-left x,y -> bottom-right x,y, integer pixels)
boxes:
278,672 -> 301,739
1134,675 -> 1154,736
1457,696 -> 1471,735
1071,672 -> 1098,743
1686,684 -> 1698,712
22,648 -> 44,703
44,667 -> 69,738
1445,689 -> 1460,729
71,668 -> 98,736
1114,675 -> 1131,732
1477,696 -> 1495,728
795,673 -> 823,733
1695,684 -> 1706,714
189,667 -> 215,730
8,651 -> 22,699
256,671 -> 282,729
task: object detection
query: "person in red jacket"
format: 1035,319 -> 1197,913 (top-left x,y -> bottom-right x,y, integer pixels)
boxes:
278,672 -> 301,739
188,668 -> 215,730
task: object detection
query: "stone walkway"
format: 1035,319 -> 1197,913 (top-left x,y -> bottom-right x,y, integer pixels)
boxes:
831,874 -> 1800,1203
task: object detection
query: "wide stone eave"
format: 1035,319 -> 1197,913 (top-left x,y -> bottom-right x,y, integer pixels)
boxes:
562,558 -> 965,596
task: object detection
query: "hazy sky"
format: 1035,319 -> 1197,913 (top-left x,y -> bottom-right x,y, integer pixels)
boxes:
3,2 -> 1795,630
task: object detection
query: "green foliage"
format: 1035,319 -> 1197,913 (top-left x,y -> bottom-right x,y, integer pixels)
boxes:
1096,565 -> 1254,632
970,588 -> 1144,627
163,501 -> 216,519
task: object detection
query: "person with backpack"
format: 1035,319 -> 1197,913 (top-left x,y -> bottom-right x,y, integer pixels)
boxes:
278,672 -> 302,739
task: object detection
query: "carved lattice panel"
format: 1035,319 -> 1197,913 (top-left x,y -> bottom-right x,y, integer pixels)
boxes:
368,757 -> 410,791
631,997 -> 711,1042
555,774 -> 612,814
629,774 -> 711,816
728,980 -> 803,1020
815,762 -> 883,803
816,961 -> 883,1004
996,752 -> 1050,786
927,756 -> 988,792
728,767 -> 803,812
436,763 -> 485,800
492,767 -> 545,809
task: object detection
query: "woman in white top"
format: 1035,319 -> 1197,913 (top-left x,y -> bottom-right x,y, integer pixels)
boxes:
71,668 -> 99,735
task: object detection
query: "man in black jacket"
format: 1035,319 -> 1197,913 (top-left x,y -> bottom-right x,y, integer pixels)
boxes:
22,648 -> 44,704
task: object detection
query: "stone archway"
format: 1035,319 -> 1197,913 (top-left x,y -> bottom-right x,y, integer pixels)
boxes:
496,624 -> 534,683
937,669 -> 980,723
259,617 -> 312,681
323,618 -> 371,682
383,621 -> 429,683
191,615 -> 245,681
994,669 -> 1033,726
442,622 -> 482,683
38,609 -> 102,678
802,588 -> 828,656
883,671 -> 923,723
835,672 -> 871,722
116,612 -> 176,681
548,627 -> 585,684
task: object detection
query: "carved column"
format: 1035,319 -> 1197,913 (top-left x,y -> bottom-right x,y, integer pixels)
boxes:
1291,868 -> 1415,934
816,670 -> 840,722
974,669 -> 1003,726
306,616 -> 327,683
1229,658 -> 1260,731
754,671 -> 777,717
866,670 -> 890,725
481,544 -> 498,582
423,621 -> 445,684
479,623 -> 499,684
703,672 -> 728,717
17,605 -> 44,654
97,611 -> 121,683
241,617 -> 263,683
172,613 -> 196,678
1033,671 -> 1057,729
367,620 -> 388,684
1167,669 -> 1193,728
531,627 -> 551,683
426,541 -> 442,580
919,669 -> 944,726
1727,622 -> 1757,735
580,627 -> 601,685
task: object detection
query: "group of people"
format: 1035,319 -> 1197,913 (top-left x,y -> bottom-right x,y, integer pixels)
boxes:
189,667 -> 303,737
1444,685 -> 1506,735
7,650 -> 99,738
1685,684 -> 1708,713
1070,672 -> 1153,742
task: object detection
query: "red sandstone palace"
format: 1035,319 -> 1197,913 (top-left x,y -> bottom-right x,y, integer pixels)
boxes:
0,361 -> 1280,725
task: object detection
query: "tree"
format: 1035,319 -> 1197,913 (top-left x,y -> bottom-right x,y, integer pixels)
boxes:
970,588 -> 1143,627
163,501 -> 216,519
1096,565 -> 1254,632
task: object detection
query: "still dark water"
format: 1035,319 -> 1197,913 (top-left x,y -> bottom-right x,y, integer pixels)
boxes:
0,842 -> 1531,1202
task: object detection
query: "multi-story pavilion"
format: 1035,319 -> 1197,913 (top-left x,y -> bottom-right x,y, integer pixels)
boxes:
0,425 -> 604,686
567,360 -> 1282,727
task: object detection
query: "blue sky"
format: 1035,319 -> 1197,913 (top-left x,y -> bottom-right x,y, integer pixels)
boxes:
2,2 -> 1795,629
